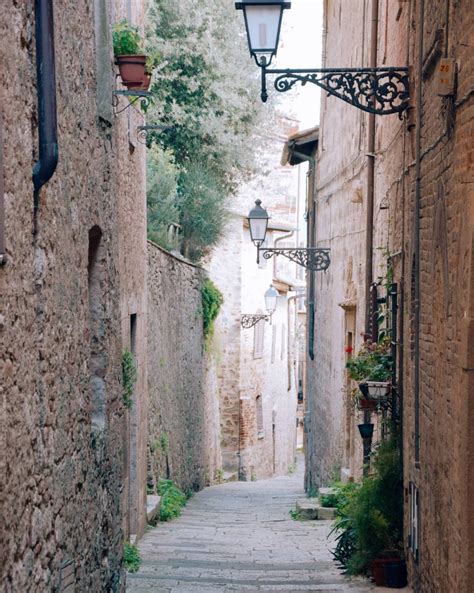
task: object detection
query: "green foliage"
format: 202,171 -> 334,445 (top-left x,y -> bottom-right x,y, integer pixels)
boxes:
320,493 -> 339,508
113,20 -> 143,56
346,339 -> 392,383
214,468 -> 224,484
289,509 -> 303,521
177,163 -> 228,260
144,0 -> 276,263
330,439 -> 403,575
123,542 -> 141,573
122,351 -> 137,408
147,145 -> 180,250
158,479 -> 187,521
201,279 -> 224,340
159,433 -> 170,454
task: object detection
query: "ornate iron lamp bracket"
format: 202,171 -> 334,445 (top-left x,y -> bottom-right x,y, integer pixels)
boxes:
112,90 -> 152,115
261,67 -> 410,117
137,124 -> 174,145
241,314 -> 271,329
259,247 -> 330,272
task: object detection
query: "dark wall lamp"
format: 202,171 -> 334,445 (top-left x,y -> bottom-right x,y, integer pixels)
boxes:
235,0 -> 409,117
241,285 -> 278,329
247,200 -> 330,272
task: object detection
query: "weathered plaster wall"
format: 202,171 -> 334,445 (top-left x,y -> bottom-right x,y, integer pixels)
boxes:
147,242 -> 222,494
0,1 -> 144,591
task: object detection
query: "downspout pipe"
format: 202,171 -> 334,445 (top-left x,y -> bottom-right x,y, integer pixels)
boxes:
33,0 -> 58,207
364,0 -> 379,336
273,230 -> 294,278
414,0 -> 425,464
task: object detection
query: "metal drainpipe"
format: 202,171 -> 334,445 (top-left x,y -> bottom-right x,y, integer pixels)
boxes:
414,0 -> 425,464
364,0 -> 379,336
33,0 -> 58,215
273,231 -> 294,278
287,295 -> 298,391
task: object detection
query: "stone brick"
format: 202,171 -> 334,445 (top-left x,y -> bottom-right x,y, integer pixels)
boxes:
146,243 -> 222,494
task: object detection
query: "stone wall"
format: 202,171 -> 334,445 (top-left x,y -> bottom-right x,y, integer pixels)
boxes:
0,1 -> 148,591
147,242 -> 222,494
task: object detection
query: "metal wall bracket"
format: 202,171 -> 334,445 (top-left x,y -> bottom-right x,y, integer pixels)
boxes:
136,124 -> 173,145
112,90 -> 152,115
241,314 -> 271,329
261,67 -> 410,117
258,247 -> 330,272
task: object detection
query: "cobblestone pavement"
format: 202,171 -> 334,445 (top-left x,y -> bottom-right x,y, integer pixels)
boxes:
126,462 -> 410,593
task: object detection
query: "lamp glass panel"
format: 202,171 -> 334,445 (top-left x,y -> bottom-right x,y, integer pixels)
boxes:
249,217 -> 268,243
245,5 -> 282,53
265,289 -> 278,313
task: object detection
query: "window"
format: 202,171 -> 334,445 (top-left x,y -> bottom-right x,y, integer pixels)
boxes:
253,315 -> 265,359
256,395 -> 264,438
88,226 -> 106,429
409,482 -> 419,562
271,324 -> 277,363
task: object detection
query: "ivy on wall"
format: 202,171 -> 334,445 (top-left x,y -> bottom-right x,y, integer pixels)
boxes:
201,278 -> 224,340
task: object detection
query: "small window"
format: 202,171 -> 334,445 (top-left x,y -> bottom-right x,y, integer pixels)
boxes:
271,324 -> 277,363
256,395 -> 264,438
88,226 -> 106,429
409,482 -> 419,562
253,315 -> 265,359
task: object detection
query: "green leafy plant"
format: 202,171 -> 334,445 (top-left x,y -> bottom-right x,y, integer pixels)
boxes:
123,542 -> 141,573
122,350 -> 137,409
158,479 -> 187,521
346,339 -> 392,383
320,493 -> 339,508
201,278 -> 224,340
329,438 -> 403,575
112,20 -> 143,56
289,509 -> 304,521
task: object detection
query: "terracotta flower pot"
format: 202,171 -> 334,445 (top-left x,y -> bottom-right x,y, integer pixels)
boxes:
371,557 -> 400,587
358,397 -> 377,412
141,71 -> 152,91
116,55 -> 147,90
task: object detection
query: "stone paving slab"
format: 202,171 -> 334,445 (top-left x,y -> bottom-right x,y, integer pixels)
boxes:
127,459 -> 411,593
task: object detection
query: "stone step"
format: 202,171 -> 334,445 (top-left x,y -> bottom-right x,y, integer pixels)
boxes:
146,495 -> 161,524
295,498 -> 336,520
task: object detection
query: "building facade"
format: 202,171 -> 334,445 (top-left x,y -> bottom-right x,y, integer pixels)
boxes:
209,117 -> 305,481
1,1 -> 148,590
306,1 -> 474,591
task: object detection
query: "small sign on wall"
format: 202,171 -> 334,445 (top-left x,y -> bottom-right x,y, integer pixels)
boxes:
435,58 -> 456,96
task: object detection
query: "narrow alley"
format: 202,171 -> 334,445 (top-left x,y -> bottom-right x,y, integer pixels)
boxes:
126,460 -> 407,593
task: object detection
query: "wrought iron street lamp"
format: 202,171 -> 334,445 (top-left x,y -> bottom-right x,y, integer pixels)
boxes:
235,0 -> 410,116
247,200 -> 331,272
241,285 -> 278,329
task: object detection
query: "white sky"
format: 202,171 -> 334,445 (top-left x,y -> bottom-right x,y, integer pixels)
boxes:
275,0 -> 324,129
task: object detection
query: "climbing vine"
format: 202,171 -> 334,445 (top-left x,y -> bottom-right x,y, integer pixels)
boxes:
122,350 -> 137,409
201,278 -> 224,339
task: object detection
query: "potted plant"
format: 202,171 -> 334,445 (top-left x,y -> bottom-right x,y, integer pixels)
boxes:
330,437 -> 405,586
346,339 -> 392,407
113,20 -> 148,90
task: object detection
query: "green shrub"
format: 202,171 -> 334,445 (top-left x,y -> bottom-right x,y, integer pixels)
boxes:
201,279 -> 224,340
113,20 -> 142,56
320,493 -> 339,508
330,438 -> 403,575
122,350 -> 137,409
158,479 -> 187,521
123,542 -> 141,573
346,339 -> 392,383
